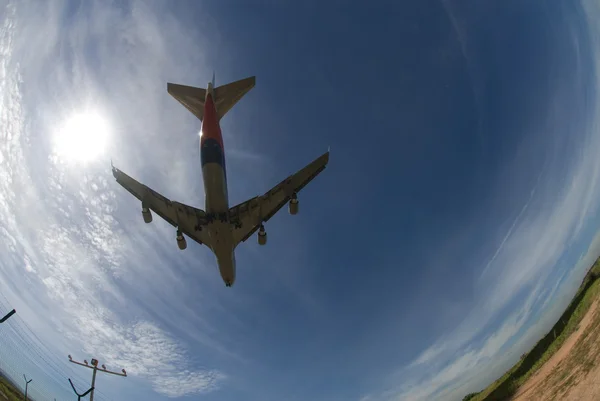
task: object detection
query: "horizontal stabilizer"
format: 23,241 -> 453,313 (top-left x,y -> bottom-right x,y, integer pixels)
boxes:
167,76 -> 255,121
167,83 -> 206,121
213,76 -> 256,120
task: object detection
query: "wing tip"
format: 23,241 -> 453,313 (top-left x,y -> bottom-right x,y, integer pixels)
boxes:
110,161 -> 120,179
245,76 -> 257,86
166,82 -> 178,95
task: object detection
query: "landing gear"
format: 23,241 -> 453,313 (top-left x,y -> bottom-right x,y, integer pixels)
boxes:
225,282 -> 232,287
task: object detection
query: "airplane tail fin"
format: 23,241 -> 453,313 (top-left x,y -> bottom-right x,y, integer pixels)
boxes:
167,76 -> 255,121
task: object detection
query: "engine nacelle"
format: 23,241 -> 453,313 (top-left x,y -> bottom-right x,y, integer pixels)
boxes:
142,207 -> 153,223
289,198 -> 299,215
176,231 -> 187,250
258,226 -> 267,246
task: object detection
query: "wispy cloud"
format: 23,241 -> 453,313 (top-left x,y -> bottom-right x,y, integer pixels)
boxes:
0,0 -> 240,398
2,1 -> 600,401
362,1 -> 600,400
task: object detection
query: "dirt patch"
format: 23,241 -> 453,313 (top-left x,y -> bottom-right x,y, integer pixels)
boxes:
507,299 -> 600,401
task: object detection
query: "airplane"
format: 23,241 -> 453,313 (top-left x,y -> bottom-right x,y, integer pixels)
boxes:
111,75 -> 330,287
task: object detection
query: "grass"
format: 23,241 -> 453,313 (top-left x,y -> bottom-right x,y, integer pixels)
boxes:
464,256 -> 600,401
540,281 -> 600,400
0,373 -> 24,401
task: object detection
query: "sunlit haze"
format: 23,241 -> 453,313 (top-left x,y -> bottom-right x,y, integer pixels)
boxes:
53,111 -> 110,163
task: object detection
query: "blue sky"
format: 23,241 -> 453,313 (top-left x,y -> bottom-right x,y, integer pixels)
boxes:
1,0 -> 600,400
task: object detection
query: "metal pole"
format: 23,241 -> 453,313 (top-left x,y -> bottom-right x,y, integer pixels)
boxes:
23,375 -> 32,401
68,355 -> 126,400
0,309 -> 16,323
68,378 -> 93,401
90,366 -> 97,401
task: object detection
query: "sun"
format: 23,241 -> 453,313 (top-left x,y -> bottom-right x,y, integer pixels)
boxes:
53,111 -> 111,163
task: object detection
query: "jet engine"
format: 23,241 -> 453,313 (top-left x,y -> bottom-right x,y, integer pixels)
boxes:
176,230 -> 187,250
288,197 -> 299,215
142,207 -> 153,223
258,225 -> 267,246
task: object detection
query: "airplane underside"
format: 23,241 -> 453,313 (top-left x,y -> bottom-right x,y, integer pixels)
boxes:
112,74 -> 330,287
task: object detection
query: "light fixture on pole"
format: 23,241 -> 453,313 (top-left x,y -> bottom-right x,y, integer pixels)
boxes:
68,355 -> 126,401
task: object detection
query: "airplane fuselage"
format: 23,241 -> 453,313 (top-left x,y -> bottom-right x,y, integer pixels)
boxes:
200,83 -> 236,286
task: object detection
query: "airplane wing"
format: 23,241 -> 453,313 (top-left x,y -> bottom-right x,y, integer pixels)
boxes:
111,165 -> 212,247
229,151 -> 330,245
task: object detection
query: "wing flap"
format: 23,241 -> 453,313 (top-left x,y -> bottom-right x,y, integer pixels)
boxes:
112,166 -> 179,226
112,166 -> 211,246
229,151 -> 330,245
171,201 -> 210,244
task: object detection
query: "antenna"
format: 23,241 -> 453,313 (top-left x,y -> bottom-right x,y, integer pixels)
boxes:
212,71 -> 216,87
0,309 -> 15,323
68,356 -> 126,401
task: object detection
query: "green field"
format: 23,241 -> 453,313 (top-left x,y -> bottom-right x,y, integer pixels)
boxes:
0,374 -> 24,401
462,257 -> 600,401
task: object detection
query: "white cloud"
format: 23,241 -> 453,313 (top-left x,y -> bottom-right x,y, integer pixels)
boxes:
391,283 -> 541,401
0,0 -> 234,398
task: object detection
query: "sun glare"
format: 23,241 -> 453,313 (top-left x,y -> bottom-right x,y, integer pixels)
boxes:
53,111 -> 110,163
